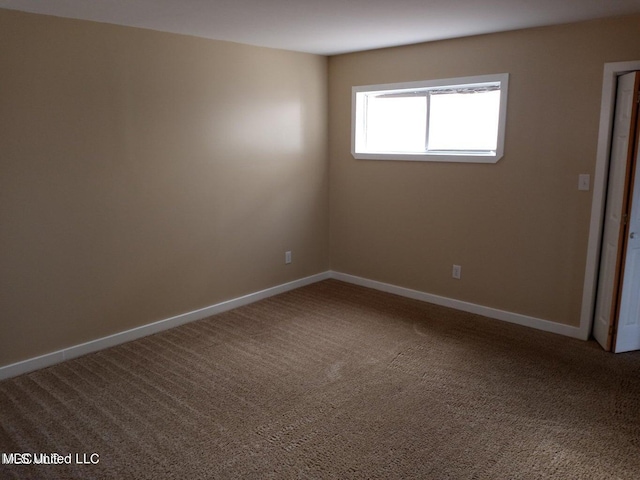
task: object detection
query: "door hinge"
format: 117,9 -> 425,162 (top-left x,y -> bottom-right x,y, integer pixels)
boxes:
623,213 -> 629,225
609,324 -> 616,336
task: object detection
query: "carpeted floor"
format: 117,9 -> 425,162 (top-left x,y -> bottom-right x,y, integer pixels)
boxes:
1,279 -> 640,479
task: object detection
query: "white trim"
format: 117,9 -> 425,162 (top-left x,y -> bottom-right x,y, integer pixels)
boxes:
1,263 -> 593,381
0,272 -> 331,380
331,271 -> 583,339
581,60 -> 640,342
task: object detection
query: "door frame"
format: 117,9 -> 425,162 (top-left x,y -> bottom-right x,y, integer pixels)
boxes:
582,60 -> 640,341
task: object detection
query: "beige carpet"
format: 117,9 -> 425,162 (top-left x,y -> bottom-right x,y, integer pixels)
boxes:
1,279 -> 640,479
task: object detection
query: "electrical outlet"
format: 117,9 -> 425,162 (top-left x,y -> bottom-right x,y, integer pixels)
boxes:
285,251 -> 292,264
578,174 -> 590,191
452,264 -> 461,279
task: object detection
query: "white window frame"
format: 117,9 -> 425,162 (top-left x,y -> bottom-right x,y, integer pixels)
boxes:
351,73 -> 509,163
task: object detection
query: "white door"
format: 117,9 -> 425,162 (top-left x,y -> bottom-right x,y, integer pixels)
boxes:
593,72 -> 639,350
614,142 -> 640,353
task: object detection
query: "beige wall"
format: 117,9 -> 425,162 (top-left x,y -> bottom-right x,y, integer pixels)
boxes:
329,15 -> 640,327
0,9 -> 329,366
2,8 -> 639,369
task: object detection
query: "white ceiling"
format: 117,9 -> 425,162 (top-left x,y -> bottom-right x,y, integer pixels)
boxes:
1,0 -> 639,55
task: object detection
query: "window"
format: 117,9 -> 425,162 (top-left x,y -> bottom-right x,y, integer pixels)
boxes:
352,73 -> 509,163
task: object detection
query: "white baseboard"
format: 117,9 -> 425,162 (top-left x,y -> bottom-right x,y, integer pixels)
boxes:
1,270 -> 584,380
0,272 -> 331,381
330,272 -> 584,340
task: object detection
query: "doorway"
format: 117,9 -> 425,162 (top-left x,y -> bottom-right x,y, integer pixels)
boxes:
589,65 -> 640,352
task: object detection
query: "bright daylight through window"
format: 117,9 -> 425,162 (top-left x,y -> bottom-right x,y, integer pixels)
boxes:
352,74 -> 509,163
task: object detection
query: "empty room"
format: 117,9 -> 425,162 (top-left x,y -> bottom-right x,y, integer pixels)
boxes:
1,1 -> 640,478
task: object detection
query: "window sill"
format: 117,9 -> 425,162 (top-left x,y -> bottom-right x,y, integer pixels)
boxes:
351,151 -> 503,163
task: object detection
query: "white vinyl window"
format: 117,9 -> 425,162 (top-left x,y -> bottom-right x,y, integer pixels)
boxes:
352,73 -> 509,163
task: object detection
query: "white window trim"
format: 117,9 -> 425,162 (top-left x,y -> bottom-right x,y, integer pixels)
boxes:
351,73 -> 509,163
